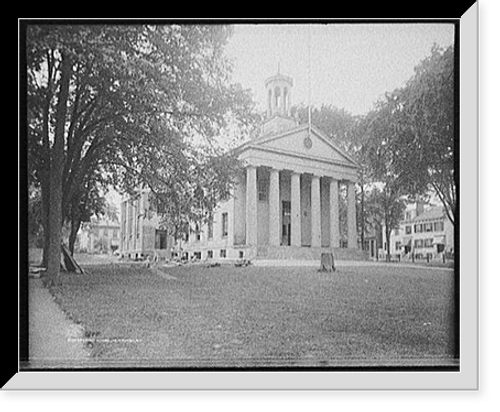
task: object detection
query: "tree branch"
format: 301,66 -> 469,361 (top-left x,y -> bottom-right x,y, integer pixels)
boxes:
431,180 -> 455,225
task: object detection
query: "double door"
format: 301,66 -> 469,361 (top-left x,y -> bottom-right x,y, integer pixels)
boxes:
281,201 -> 291,246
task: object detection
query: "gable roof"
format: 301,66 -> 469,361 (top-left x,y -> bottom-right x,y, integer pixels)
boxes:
234,124 -> 360,169
413,206 -> 445,222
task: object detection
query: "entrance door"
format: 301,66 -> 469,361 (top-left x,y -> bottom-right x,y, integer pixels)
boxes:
282,201 -> 291,246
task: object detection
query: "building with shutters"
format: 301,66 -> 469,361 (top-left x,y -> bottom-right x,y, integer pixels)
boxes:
381,203 -> 454,261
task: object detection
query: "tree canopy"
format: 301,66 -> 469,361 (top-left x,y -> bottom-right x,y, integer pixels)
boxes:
26,23 -> 256,276
362,45 -> 456,225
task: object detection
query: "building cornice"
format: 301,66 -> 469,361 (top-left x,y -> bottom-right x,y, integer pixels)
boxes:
241,144 -> 359,171
235,124 -> 360,170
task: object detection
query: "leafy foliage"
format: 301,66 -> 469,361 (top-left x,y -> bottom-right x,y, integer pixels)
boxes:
360,45 -> 455,225
393,45 -> 455,224
26,24 -> 257,268
292,103 -> 358,154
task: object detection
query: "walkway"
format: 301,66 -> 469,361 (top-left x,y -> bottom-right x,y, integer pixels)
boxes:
28,278 -> 91,369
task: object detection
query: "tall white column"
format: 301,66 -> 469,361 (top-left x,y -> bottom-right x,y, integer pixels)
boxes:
311,174 -> 321,248
291,172 -> 302,247
329,178 -> 340,248
347,181 -> 357,249
245,165 -> 258,246
269,168 -> 280,246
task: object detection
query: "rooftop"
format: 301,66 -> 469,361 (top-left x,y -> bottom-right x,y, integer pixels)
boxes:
413,206 -> 445,222
264,73 -> 293,87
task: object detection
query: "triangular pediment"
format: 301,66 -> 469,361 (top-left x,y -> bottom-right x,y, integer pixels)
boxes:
254,125 -> 358,167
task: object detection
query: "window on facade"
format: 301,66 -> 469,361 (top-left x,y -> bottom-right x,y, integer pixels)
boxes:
424,238 -> 433,248
258,180 -> 267,201
433,221 -> 444,232
155,230 -> 168,250
207,250 -> 213,259
150,193 -> 167,214
195,223 -> 201,241
283,201 -> 291,217
414,239 -> 423,249
394,228 -> 400,236
208,215 -> 213,240
220,249 -> 226,258
395,241 -> 401,251
222,212 -> 228,238
405,226 -> 412,234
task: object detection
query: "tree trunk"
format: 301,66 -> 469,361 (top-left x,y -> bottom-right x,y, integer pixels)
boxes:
46,51 -> 72,280
40,173 -> 50,267
40,53 -> 53,268
385,225 -> 391,262
68,216 -> 81,256
360,181 -> 365,251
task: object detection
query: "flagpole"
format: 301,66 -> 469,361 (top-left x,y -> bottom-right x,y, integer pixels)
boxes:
308,23 -> 312,136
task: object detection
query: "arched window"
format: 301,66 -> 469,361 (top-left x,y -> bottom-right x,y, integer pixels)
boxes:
274,87 -> 281,109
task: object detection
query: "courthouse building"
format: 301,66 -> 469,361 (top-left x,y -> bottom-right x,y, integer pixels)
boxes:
121,73 -> 362,261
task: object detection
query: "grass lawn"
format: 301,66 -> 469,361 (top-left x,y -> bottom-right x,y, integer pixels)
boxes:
48,263 -> 456,368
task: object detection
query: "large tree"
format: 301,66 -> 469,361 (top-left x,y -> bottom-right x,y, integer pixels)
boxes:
354,45 -> 455,259
384,45 -> 456,225
26,24 -> 255,279
360,101 -> 407,260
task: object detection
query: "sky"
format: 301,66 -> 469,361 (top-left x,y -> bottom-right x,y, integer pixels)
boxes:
224,23 -> 455,116
110,22 -> 455,210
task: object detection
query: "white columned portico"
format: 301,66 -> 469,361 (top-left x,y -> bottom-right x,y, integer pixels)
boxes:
310,174 -> 321,247
290,171 -> 302,247
347,180 -> 357,248
329,178 -> 340,248
268,168 -> 280,246
246,165 -> 258,246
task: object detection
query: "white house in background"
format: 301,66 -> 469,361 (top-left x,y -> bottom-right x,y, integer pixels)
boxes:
77,219 -> 120,254
121,72 -> 364,262
381,202 -> 454,261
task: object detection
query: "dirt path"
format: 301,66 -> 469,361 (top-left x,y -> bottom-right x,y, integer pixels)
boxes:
28,278 -> 91,369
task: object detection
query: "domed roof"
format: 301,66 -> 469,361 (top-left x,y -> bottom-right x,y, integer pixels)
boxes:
264,73 -> 293,87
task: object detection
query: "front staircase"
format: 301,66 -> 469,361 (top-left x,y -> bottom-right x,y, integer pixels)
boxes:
255,245 -> 367,261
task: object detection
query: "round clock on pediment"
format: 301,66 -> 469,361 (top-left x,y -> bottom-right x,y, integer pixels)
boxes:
303,136 -> 313,149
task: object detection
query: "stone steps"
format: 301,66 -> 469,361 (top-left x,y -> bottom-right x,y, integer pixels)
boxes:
256,246 -> 367,261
